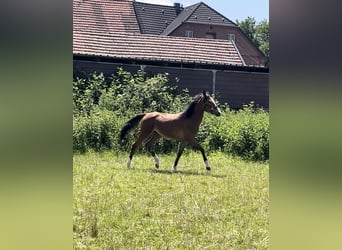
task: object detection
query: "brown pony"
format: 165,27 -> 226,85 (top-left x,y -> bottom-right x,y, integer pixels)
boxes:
119,90 -> 221,171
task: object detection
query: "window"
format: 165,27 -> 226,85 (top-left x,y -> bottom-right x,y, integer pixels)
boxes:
185,30 -> 193,38
227,33 -> 235,42
206,32 -> 216,39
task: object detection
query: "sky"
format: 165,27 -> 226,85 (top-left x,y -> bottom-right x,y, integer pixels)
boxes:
136,0 -> 269,23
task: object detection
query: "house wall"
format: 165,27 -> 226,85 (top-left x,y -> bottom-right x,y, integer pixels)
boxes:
169,23 -> 266,66
74,60 -> 269,109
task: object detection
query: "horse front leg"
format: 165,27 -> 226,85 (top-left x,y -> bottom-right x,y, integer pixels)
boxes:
173,142 -> 186,171
189,140 -> 211,171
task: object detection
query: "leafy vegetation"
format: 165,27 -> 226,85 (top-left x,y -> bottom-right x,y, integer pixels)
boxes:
236,17 -> 269,66
202,102 -> 269,161
73,69 -> 269,161
73,151 -> 269,249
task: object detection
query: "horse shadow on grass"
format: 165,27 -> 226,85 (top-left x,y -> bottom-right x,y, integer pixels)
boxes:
149,168 -> 227,178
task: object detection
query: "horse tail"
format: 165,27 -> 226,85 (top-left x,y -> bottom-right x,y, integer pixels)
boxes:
119,113 -> 146,140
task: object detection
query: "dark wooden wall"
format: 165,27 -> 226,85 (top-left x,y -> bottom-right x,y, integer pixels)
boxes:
74,60 -> 269,109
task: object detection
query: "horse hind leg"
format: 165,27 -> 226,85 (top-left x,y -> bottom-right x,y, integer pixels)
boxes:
144,131 -> 162,169
127,127 -> 154,168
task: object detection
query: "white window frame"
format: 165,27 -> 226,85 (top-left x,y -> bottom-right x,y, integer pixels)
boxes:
185,30 -> 193,38
227,33 -> 236,41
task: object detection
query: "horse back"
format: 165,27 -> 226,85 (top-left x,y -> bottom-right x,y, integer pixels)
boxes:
141,112 -> 198,140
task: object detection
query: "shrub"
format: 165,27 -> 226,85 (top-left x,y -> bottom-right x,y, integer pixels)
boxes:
201,103 -> 269,161
73,109 -> 125,153
99,69 -> 189,117
73,69 -> 190,154
73,73 -> 107,116
73,69 -> 269,161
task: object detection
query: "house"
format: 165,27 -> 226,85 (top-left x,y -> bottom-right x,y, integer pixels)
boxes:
134,1 -> 266,66
73,0 -> 269,109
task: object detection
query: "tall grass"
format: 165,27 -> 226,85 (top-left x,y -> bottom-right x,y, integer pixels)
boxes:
73,151 -> 269,249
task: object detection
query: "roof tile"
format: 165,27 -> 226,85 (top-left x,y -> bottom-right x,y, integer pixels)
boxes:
73,0 -> 140,34
133,2 -> 178,35
161,2 -> 236,35
73,1 -> 250,66
73,30 -> 244,66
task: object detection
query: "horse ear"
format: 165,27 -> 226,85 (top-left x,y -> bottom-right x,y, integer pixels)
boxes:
202,89 -> 207,99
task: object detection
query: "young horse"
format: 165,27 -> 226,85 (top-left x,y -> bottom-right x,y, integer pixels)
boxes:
119,90 -> 221,171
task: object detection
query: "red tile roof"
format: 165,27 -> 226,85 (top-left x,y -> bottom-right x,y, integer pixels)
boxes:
73,30 -> 244,66
73,0 -> 140,34
73,0 -> 244,66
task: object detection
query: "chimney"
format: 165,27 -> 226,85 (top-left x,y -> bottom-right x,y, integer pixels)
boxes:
174,3 -> 183,15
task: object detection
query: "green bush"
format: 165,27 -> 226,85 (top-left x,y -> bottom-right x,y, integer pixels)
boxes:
73,110 -> 184,154
73,69 -> 190,153
99,68 -> 189,117
201,103 -> 269,161
73,73 -> 107,116
73,109 -> 124,153
73,69 -> 269,161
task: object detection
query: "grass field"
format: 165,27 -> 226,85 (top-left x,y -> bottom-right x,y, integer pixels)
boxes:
73,151 -> 269,249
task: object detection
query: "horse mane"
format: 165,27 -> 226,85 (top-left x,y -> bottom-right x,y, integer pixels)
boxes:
181,93 -> 204,118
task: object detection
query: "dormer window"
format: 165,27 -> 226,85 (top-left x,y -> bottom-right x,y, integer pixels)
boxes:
206,32 -> 216,39
185,30 -> 193,38
227,33 -> 235,42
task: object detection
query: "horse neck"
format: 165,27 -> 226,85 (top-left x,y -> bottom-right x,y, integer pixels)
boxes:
192,102 -> 205,124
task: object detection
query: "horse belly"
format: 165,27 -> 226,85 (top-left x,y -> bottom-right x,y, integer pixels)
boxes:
154,119 -> 184,140
157,128 -> 184,140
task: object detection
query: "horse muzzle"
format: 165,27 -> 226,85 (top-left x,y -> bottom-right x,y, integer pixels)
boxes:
214,107 -> 221,116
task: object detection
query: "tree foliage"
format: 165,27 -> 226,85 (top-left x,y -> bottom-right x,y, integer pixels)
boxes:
237,17 -> 269,65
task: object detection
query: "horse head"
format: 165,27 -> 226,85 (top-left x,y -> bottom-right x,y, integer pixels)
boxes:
202,90 -> 221,116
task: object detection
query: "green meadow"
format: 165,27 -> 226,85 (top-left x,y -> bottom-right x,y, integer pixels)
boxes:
73,70 -> 269,249
73,151 -> 269,249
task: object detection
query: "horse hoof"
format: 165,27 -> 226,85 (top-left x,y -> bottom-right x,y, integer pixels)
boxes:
206,166 -> 211,171
155,164 -> 159,169
127,158 -> 132,168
